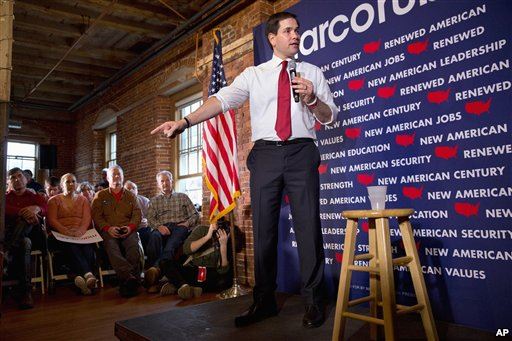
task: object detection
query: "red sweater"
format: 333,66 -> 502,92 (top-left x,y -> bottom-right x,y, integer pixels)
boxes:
5,190 -> 48,226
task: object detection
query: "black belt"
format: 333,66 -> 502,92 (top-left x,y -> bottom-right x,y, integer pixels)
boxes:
255,138 -> 314,146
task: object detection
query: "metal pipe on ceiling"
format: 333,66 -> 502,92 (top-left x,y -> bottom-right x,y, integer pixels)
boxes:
11,100 -> 69,111
158,0 -> 187,21
22,0 -> 119,102
69,0 -> 244,112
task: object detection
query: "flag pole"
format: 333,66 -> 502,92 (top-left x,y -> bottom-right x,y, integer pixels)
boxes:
205,27 -> 247,298
218,200 -> 249,299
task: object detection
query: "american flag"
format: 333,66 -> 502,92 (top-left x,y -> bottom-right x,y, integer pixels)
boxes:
202,29 -> 240,223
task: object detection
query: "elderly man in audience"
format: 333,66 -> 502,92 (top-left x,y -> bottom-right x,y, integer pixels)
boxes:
45,176 -> 61,198
92,165 -> 142,297
78,181 -> 95,203
144,170 -> 199,292
47,173 -> 97,295
123,180 -> 152,262
4,167 -> 47,309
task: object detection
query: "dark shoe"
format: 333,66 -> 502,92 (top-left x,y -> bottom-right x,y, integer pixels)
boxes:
119,284 -> 130,298
126,277 -> 140,296
234,299 -> 278,327
302,304 -> 324,328
120,277 -> 140,297
19,291 -> 34,310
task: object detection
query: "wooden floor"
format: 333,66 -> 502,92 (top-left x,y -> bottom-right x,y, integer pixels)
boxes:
0,284 -> 221,340
1,284 -> 498,341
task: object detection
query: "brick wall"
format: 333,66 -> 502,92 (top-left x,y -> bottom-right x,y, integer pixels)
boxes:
8,116 -> 75,182
71,0 -> 299,286
117,95 -> 175,198
75,113 -> 102,184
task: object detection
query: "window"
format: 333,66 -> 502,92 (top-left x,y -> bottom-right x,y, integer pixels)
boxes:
107,132 -> 117,166
6,141 -> 37,175
105,126 -> 117,167
176,97 -> 203,206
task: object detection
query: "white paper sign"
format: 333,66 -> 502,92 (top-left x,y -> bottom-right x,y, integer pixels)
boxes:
52,229 -> 103,244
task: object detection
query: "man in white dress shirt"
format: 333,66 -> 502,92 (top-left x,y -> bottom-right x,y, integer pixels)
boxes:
152,12 -> 338,328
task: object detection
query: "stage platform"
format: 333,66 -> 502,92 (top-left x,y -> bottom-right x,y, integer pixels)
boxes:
115,293 -> 496,340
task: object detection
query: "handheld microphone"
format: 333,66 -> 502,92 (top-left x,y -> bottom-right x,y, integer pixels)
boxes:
288,59 -> 300,103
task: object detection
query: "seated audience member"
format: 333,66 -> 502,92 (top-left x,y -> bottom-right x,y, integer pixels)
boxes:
144,170 -> 199,292
96,168 -> 109,189
4,167 -> 47,309
123,181 -> 151,258
92,165 -> 142,297
94,183 -> 105,192
45,176 -> 61,198
23,169 -> 45,194
78,181 -> 95,203
47,173 -> 97,295
159,220 -> 232,299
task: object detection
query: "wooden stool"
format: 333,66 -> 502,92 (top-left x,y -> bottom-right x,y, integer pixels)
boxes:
332,209 -> 438,341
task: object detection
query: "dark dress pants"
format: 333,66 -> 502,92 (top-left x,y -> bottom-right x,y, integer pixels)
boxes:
52,239 -> 96,276
248,140 -> 325,306
4,219 -> 44,292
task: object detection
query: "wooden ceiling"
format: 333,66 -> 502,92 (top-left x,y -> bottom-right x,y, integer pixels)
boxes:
10,0 -> 219,112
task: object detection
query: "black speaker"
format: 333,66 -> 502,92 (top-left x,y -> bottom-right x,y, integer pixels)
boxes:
39,144 -> 57,169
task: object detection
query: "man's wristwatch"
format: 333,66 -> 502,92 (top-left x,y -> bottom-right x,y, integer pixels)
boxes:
306,96 -> 318,110
183,116 -> 191,128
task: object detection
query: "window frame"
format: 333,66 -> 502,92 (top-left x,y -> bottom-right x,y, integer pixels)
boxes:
175,93 -> 203,206
105,124 -> 117,167
175,94 -> 203,180
6,140 -> 38,177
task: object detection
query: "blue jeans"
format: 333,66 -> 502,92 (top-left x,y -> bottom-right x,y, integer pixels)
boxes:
147,224 -> 190,267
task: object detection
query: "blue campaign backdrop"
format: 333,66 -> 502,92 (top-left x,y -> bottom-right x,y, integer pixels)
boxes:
252,0 -> 511,332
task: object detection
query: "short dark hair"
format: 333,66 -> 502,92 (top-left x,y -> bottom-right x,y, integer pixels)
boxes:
8,167 -> 23,177
24,169 -> 33,177
265,12 -> 298,47
46,176 -> 60,187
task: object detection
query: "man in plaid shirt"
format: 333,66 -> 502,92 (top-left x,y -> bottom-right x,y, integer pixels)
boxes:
144,170 -> 199,292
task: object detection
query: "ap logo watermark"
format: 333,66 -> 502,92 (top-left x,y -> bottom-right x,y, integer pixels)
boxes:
496,328 -> 509,337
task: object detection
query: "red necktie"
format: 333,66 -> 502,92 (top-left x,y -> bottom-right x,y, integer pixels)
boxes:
275,60 -> 291,141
